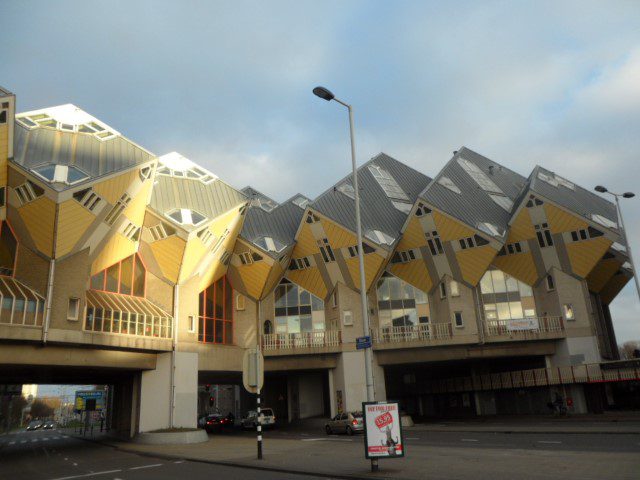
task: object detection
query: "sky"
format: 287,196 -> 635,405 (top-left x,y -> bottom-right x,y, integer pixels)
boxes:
1,0 -> 639,342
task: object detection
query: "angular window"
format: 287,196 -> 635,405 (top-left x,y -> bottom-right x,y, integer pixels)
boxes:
239,252 -> 254,265
32,164 -> 89,185
457,158 -> 503,194
90,254 -> 145,297
415,203 -> 432,217
166,208 -> 207,227
368,164 -> 409,201
477,222 -> 503,238
480,269 -> 536,324
149,222 -> 175,241
376,273 -> 429,328
590,214 -> 617,230
292,196 -> 310,209
425,231 -> 444,256
73,189 -> 101,212
317,238 -> 335,263
390,249 -> 416,264
198,276 -> 233,344
346,243 -> 375,258
14,181 -> 44,206
274,279 -> 325,334
437,176 -> 461,194
563,304 -> 575,321
535,223 -> 554,248
122,222 -> 141,241
105,193 -> 132,226
489,194 -> 514,211
255,236 -> 285,253
337,182 -> 355,199
546,274 -> 555,291
288,256 -> 312,271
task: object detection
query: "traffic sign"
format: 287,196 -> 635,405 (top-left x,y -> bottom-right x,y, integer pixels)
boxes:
356,336 -> 372,350
242,348 -> 264,393
75,390 -> 106,412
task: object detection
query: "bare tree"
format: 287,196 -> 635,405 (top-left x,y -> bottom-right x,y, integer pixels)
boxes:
618,341 -> 640,360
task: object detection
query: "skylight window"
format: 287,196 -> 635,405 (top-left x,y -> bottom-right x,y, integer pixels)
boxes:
166,208 -> 207,227
591,213 -> 617,230
611,242 -> 627,253
489,193 -> 514,211
477,222 -> 503,238
555,175 -> 575,190
457,158 -> 503,194
32,164 -> 89,185
368,164 -> 409,201
365,229 -> 395,246
537,172 -> 559,187
537,170 -> 575,190
255,236 -> 286,253
157,152 -> 218,185
437,176 -> 461,194
337,182 -> 355,199
292,196 -> 310,209
392,201 -> 412,214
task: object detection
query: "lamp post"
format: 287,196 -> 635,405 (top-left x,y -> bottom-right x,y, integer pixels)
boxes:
594,186 -> 640,301
313,86 -> 378,472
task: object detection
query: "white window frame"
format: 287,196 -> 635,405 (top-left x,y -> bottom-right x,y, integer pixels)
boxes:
450,280 -> 460,297
563,304 -> 575,321
188,315 -> 196,333
150,223 -> 169,241
236,294 -> 246,311
342,310 -> 353,326
239,252 -> 253,265
546,274 -> 555,291
454,311 -> 464,328
440,282 -> 447,299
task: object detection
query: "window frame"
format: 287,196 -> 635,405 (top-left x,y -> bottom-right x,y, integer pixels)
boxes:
454,311 -> 464,328
440,282 -> 447,299
67,297 -> 80,321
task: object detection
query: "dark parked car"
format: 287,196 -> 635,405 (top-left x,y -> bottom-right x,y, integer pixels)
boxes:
43,421 -> 56,430
203,414 -> 232,433
26,420 -> 42,431
325,412 -> 364,435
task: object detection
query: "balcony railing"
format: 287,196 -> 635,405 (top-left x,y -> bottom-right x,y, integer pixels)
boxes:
261,330 -> 342,350
484,316 -> 564,339
372,322 -> 453,344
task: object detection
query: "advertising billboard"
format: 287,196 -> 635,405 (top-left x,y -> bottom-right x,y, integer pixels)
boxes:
363,401 -> 404,459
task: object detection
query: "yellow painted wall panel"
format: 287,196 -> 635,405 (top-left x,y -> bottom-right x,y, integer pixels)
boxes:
0,124 -> 8,185
93,169 -> 139,204
433,211 -> 474,241
507,209 -> 535,243
587,258 -> 621,293
149,235 -> 186,283
345,253 -> 385,292
388,260 -> 432,294
456,245 -> 498,286
493,252 -> 538,286
91,233 -> 137,275
292,222 -> 318,258
123,178 -> 152,225
323,219 -> 355,249
262,263 -> 285,299
178,235 -> 208,284
397,216 -> 427,250
600,274 -> 630,305
18,196 -> 56,257
544,204 -> 587,234
56,200 -> 96,257
237,258 -> 272,300
565,237 -> 612,278
287,267 -> 327,300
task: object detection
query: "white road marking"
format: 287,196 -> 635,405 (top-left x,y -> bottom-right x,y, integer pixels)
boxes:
302,438 -> 326,441
20,440 -> 27,444
43,438 -> 50,441
9,441 -> 15,445
461,439 -> 479,442
62,435 -> 69,438
538,441 -> 562,444
129,464 -> 162,470
73,463 -> 78,466
47,469 -> 122,480
53,436 -> 60,440
406,437 -> 421,440
31,439 -> 38,443
174,460 -> 185,464
300,433 -> 310,436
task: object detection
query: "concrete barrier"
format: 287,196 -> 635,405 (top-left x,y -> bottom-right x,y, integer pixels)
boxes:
134,429 -> 208,445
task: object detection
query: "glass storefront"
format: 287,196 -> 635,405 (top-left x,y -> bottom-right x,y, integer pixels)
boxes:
376,272 -> 429,328
479,269 -> 536,321
274,279 -> 324,334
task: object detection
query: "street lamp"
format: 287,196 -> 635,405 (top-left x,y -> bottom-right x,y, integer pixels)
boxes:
594,185 -> 640,301
313,86 -> 378,471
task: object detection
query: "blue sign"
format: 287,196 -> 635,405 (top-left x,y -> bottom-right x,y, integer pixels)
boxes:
356,336 -> 372,350
75,390 -> 106,411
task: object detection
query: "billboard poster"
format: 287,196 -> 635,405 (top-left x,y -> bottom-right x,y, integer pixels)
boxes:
507,318 -> 539,331
363,402 -> 404,459
74,390 -> 106,412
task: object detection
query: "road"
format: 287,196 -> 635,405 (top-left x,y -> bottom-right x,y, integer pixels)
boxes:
0,429 -> 328,480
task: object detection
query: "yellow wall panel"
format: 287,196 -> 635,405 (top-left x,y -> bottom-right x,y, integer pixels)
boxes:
600,274 -> 630,305
456,245 -> 498,286
123,178 -> 152,225
149,235 -> 186,283
179,235 -> 208,284
433,211 -> 474,241
587,258 -> 621,293
323,219 -> 355,249
236,258 -> 272,300
565,237 -> 612,278
0,124 -> 8,186
262,263 -> 285,299
93,169 -> 139,204
292,222 -> 318,258
91,233 -> 137,275
345,253 -> 385,292
493,252 -> 538,286
56,200 -> 96,257
389,260 -> 432,294
287,267 -> 327,300
397,216 -> 427,250
544,204 -> 587,234
507,209 -> 535,243
18,196 -> 56,257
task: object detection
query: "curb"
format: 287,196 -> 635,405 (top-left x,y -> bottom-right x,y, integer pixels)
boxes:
70,433 -> 398,480
412,429 -> 640,435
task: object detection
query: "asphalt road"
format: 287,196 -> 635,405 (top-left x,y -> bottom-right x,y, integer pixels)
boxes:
0,429 -> 329,480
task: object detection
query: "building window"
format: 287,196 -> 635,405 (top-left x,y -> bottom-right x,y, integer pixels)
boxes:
73,189 -> 102,212
390,249 -> 416,264
289,256 -> 312,271
425,231 -> 444,256
450,280 -> 460,297
332,291 -> 337,308
188,315 -> 196,333
454,311 -> 464,328
90,254 -> 145,297
197,228 -> 214,246
274,279 -> 325,334
236,294 -> 245,311
376,272 -> 429,328
67,297 -> 80,321
569,227 -> 604,242
546,274 -> 555,291
317,238 -> 336,263
166,208 -> 207,227
347,243 -> 375,258
564,304 -> 575,321
263,319 -> 273,334
122,222 -> 141,242
105,193 -> 131,226
149,222 -> 175,241
535,223 -> 554,248
306,212 -> 319,224
198,276 -> 233,344
439,282 -> 447,299
415,203 -> 431,217
14,181 -> 44,206
239,252 -> 254,265
139,166 -> 153,181
0,222 -> 17,276
479,269 -> 536,323
368,164 -> 410,201
458,235 -> 490,250
0,110 -> 6,124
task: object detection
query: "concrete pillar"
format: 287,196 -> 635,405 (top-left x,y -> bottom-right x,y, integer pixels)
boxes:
331,351 -> 386,413
138,351 -> 198,433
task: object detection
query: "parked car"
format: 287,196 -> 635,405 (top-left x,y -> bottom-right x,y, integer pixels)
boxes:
26,420 -> 43,431
203,413 -> 233,433
241,408 -> 276,429
325,412 -> 364,435
43,421 -> 56,430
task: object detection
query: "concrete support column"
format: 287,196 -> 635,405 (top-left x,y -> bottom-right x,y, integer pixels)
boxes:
138,351 -> 198,433
331,351 -> 386,413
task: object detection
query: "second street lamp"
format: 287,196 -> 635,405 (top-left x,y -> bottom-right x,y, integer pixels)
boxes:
313,86 -> 378,471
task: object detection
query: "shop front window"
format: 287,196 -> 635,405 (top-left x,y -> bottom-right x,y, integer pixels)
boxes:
376,272 -> 429,328
274,279 -> 324,334
198,276 -> 233,344
479,269 -> 536,321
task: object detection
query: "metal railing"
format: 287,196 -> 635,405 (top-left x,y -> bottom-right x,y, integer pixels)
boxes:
261,330 -> 342,350
426,362 -> 640,394
484,316 -> 565,339
372,322 -> 453,344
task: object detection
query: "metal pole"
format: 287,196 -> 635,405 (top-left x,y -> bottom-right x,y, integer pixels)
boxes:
613,194 -> 640,301
335,98 -> 378,472
256,299 -> 263,460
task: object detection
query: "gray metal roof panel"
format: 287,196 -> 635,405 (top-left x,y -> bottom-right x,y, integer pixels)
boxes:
311,153 -> 432,245
421,147 -> 527,238
241,199 -> 306,255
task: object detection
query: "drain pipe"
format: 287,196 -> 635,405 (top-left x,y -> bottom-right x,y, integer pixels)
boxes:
473,287 -> 485,345
42,203 -> 60,344
170,284 -> 179,428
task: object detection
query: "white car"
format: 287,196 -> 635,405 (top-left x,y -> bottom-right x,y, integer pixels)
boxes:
241,408 -> 276,429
